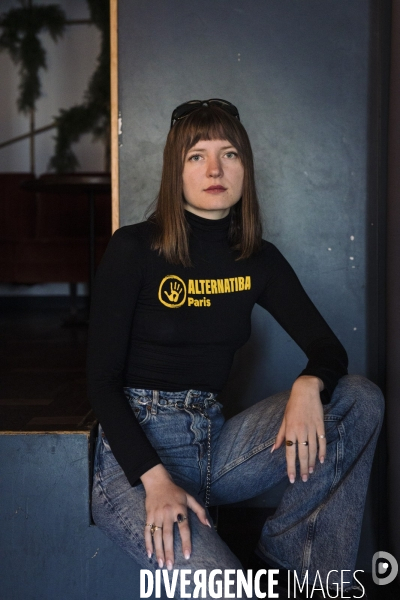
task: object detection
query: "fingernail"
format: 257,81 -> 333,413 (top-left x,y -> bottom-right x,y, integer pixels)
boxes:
270,444 -> 275,453
206,519 -> 212,528
320,456 -> 325,464
289,475 -> 295,484
302,474 -> 308,482
185,552 -> 191,560
147,550 -> 152,559
167,560 -> 173,571
309,467 -> 314,474
158,558 -> 163,568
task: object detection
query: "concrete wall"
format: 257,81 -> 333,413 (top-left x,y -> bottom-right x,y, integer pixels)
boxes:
115,0 -> 389,567
117,0 -> 386,402
0,432 -> 150,600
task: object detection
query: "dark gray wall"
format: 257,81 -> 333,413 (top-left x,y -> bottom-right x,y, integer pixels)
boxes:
117,0 -> 388,569
118,0 -> 384,405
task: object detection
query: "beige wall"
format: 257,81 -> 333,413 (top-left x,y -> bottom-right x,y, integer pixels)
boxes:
0,0 -> 104,174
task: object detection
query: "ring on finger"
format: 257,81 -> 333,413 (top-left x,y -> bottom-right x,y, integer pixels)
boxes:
300,441 -> 309,446
319,434 -> 326,439
150,524 -> 163,536
176,513 -> 188,524
286,440 -> 295,446
145,522 -> 153,528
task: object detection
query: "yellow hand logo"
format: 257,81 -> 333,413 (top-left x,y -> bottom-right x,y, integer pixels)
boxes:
164,281 -> 183,303
158,275 -> 187,308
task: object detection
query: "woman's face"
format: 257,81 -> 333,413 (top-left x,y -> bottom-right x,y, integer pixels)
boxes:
182,139 -> 244,220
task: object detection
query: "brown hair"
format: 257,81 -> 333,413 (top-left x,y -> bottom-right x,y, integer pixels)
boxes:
150,105 -> 262,266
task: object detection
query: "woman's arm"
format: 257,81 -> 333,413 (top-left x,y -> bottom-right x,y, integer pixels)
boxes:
88,226 -> 209,567
256,242 -> 348,402
256,242 -> 347,480
87,226 -> 162,484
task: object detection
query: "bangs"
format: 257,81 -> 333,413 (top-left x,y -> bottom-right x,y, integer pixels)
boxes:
178,106 -> 245,157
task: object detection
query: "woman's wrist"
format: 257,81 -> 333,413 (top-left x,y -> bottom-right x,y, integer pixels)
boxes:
140,463 -> 172,490
292,375 -> 324,393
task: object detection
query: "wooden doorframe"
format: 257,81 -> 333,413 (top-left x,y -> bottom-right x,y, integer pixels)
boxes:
110,0 -> 119,232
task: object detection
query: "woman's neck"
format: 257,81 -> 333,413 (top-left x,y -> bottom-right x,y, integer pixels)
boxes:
183,204 -> 230,220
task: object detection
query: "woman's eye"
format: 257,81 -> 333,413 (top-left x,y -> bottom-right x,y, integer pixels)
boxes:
225,151 -> 238,159
188,154 -> 202,162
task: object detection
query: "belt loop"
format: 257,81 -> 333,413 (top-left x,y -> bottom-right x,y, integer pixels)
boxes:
151,390 -> 159,415
184,390 -> 192,407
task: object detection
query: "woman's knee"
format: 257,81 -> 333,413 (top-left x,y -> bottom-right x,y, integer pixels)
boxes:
333,374 -> 385,427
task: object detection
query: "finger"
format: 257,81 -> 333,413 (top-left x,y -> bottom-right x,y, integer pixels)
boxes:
176,512 -> 192,560
298,436 -> 309,481
274,417 -> 286,450
152,522 -> 165,568
182,495 -> 210,560
318,429 -> 327,463
285,436 -> 297,483
308,433 -> 318,474
186,494 -> 210,527
163,518 -> 175,571
144,520 -> 154,559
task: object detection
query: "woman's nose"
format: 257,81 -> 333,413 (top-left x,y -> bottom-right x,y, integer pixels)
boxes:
206,156 -> 223,177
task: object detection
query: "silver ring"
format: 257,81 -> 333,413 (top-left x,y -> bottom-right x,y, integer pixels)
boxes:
319,435 -> 326,439
300,441 -> 309,446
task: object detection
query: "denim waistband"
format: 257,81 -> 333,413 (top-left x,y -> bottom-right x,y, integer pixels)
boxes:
123,387 -> 218,409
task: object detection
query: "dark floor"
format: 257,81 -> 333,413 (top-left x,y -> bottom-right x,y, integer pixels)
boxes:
1,298 -> 399,599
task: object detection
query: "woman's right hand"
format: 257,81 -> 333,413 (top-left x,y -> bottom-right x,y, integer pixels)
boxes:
140,464 -> 211,570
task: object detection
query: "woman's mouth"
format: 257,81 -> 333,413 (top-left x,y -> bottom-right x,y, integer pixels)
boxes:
204,185 -> 227,194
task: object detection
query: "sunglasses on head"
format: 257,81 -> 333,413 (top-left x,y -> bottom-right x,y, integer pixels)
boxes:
170,98 -> 240,129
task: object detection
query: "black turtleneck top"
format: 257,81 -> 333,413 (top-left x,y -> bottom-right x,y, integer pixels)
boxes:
87,211 -> 348,486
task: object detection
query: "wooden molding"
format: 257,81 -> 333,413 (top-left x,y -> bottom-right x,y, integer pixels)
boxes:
110,0 -> 119,232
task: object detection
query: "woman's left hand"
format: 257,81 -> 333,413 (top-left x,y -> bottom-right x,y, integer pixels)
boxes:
273,375 -> 326,483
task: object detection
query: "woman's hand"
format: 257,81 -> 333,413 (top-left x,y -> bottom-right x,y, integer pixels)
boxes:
140,464 -> 210,570
272,375 -> 326,483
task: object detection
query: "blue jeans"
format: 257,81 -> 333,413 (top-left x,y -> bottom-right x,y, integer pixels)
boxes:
91,375 -> 384,598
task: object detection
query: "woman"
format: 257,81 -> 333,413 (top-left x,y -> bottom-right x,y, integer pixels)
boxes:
88,99 -> 384,599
